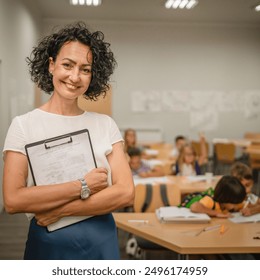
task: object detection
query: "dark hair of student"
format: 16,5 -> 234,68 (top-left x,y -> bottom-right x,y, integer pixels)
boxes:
213,175 -> 246,204
127,147 -> 142,158
175,135 -> 185,143
26,21 -> 117,100
230,162 -> 253,181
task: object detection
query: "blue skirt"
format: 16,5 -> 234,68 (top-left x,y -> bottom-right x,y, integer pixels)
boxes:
24,214 -> 120,260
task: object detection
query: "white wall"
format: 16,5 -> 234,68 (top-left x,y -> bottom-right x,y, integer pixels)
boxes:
0,0 -> 42,210
43,18 -> 260,145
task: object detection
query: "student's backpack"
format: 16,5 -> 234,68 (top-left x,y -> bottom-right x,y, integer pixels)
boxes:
179,187 -> 214,208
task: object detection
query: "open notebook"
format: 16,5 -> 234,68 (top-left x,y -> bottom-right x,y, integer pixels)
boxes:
156,206 -> 211,223
229,212 -> 260,223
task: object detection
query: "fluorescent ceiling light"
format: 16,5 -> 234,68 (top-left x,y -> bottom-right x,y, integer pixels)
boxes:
165,0 -> 174,9
172,0 -> 182,9
70,0 -> 102,6
186,0 -> 198,9
165,0 -> 198,9
179,0 -> 189,9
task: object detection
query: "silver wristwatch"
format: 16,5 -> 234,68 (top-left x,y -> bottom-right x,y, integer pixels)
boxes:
78,178 -> 91,200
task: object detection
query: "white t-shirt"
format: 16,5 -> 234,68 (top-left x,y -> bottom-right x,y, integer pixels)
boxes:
170,147 -> 179,158
179,163 -> 196,176
3,108 -> 123,188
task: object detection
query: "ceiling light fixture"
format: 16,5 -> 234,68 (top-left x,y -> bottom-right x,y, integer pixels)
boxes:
165,0 -> 198,9
70,0 -> 102,6
255,4 -> 260,11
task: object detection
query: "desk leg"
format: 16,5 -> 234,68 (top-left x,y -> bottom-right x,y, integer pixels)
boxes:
178,254 -> 189,260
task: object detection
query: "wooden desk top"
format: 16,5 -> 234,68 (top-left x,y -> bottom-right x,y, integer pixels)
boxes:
133,175 -> 220,194
167,175 -> 220,194
213,138 -> 260,148
113,212 -> 260,255
245,147 -> 260,155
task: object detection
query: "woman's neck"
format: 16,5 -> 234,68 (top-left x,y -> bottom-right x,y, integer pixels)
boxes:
40,95 -> 84,116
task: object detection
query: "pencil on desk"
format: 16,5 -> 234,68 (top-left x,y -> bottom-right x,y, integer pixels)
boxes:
128,219 -> 149,224
195,224 -> 221,236
219,224 -> 228,234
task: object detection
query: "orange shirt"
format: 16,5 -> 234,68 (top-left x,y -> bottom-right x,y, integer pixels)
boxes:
199,196 -> 222,213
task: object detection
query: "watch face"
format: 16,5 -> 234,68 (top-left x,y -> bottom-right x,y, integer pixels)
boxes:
81,187 -> 90,199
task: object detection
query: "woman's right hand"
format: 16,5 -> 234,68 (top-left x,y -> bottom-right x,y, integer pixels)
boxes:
84,167 -> 108,195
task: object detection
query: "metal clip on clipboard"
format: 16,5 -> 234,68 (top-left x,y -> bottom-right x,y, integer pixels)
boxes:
44,135 -> 72,149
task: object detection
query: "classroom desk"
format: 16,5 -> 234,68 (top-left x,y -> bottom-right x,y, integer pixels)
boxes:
213,138 -> 260,148
113,212 -> 260,257
245,146 -> 260,155
167,175 -> 220,194
133,175 -> 220,195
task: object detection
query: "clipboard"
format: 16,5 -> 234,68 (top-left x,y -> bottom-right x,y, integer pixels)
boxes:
25,129 -> 97,231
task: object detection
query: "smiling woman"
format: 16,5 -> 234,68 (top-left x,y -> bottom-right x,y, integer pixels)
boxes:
2,21 -> 135,260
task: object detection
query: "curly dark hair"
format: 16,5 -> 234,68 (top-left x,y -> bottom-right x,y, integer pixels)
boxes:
213,175 -> 246,204
26,21 -> 117,100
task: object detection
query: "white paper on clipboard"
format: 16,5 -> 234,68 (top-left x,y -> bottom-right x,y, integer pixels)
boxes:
25,129 -> 97,231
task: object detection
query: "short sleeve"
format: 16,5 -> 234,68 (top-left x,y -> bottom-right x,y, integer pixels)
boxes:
3,116 -> 26,156
199,196 -> 215,209
108,116 -> 123,145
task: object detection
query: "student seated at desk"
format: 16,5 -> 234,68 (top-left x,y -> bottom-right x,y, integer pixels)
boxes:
174,134 -> 207,176
124,128 -> 137,152
190,175 -> 246,218
169,135 -> 187,160
127,147 -> 164,178
124,128 -> 148,161
230,162 -> 260,216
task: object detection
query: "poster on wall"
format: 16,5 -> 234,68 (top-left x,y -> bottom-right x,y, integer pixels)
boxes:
190,90 -> 219,111
218,90 -> 244,112
131,90 -> 161,112
190,107 -> 219,131
244,90 -> 260,119
161,90 -> 190,111
189,91 -> 219,131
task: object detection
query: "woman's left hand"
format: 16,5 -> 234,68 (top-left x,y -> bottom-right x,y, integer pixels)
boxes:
35,209 -> 62,226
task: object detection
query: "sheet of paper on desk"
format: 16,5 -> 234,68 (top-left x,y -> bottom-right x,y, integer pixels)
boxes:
143,149 -> 159,156
156,206 -> 211,223
229,212 -> 260,223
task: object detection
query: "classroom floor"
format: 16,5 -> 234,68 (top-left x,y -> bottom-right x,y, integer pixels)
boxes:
0,211 -> 28,260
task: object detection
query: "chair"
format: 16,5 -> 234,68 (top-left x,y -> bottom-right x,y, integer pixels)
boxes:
214,143 -> 236,175
134,183 -> 181,213
191,140 -> 211,173
191,140 -> 209,157
244,132 -> 260,140
161,161 -> 175,175
130,183 -> 181,259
